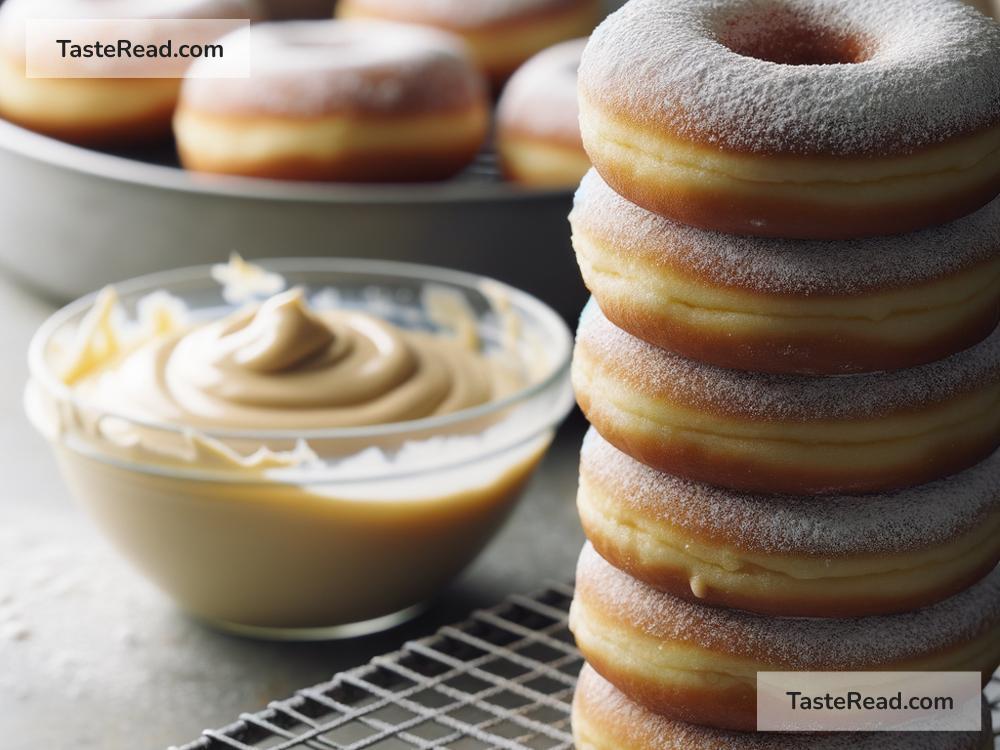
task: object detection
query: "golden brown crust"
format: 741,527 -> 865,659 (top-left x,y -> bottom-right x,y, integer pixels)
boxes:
573,543 -> 1000,666
174,103 -> 489,182
595,160 -> 1000,240
0,93 -> 176,146
572,303 -> 1000,494
178,141 -> 484,182
573,665 -> 995,749
571,545 -> 1000,731
500,123 -> 584,152
571,168 -> 1000,373
574,305 -> 1000,421
578,431 -> 1000,618
576,387 -> 999,495
498,135 -> 590,186
583,649 -> 757,731
596,293 -> 1000,376
583,521 -> 1000,618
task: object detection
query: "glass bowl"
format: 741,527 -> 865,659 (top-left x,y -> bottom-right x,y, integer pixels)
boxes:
26,258 -> 574,639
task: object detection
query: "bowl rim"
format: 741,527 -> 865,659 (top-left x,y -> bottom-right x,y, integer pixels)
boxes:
28,256 -> 575,445
0,118 -> 574,205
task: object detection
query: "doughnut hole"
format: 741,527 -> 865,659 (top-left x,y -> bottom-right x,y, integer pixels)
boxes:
715,4 -> 872,65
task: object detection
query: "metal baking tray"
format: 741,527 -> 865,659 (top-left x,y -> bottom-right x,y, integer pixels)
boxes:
0,120 -> 584,318
171,583 -> 1000,750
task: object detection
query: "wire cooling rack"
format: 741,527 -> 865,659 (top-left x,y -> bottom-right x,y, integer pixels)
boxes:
173,584 -> 580,750
173,583 -> 1000,750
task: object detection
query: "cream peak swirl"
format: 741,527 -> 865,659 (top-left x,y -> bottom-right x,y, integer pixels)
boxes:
71,281 -> 520,431
212,288 -> 336,374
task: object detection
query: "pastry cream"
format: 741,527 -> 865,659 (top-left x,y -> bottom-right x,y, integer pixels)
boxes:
27,259 -> 572,637
68,286 -> 517,431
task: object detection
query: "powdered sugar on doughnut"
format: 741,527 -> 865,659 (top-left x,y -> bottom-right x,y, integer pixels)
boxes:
341,0 -> 590,29
576,543 -> 1000,667
581,428 -> 1000,556
576,666 -> 989,750
497,38 -> 586,144
573,169 -> 1000,295
576,301 -> 1000,420
580,0 -> 1000,155
181,20 -> 485,116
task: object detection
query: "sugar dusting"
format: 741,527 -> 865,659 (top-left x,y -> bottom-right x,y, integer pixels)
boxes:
579,0 -> 1000,155
573,169 -> 1000,295
577,302 -> 1000,420
581,428 -> 1000,555
0,510 -> 302,746
577,543 -> 1000,667
578,665 -> 990,749
497,38 -> 586,144
182,20 -> 485,116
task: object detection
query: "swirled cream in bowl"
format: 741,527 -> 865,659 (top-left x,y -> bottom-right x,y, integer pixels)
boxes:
26,257 -> 574,639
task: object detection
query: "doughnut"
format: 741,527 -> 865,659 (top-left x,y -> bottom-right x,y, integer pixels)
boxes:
571,170 -> 1000,375
573,303 -> 1000,495
174,20 -> 490,182
570,544 -> 1000,732
496,39 -> 590,188
336,0 -> 601,87
578,0 -> 1000,239
573,665 -> 994,750
578,428 -> 1000,618
0,0 -> 258,146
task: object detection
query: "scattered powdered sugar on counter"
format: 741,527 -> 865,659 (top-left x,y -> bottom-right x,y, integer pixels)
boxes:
581,429 -> 1000,555
0,510 -> 293,744
573,170 -> 1000,295
577,301 -> 1000,420
577,543 -> 1000,667
580,0 -> 1000,155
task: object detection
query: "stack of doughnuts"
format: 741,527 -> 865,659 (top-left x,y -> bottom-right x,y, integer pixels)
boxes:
566,0 -> 1000,746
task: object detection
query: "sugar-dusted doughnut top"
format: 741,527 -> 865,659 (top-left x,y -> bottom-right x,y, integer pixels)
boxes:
579,0 -> 1000,156
573,169 -> 1000,295
340,0 -> 591,29
180,20 -> 487,117
575,666 -> 990,750
576,301 -> 1000,421
581,428 -> 1000,557
576,543 -> 1000,668
497,38 -> 586,146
